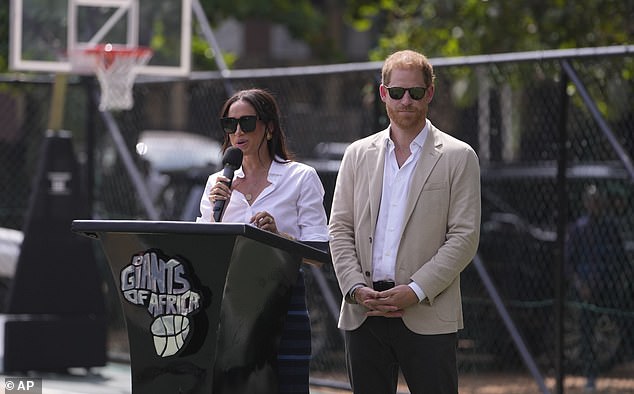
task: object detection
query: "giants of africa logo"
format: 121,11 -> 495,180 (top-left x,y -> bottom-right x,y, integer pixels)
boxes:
120,250 -> 202,357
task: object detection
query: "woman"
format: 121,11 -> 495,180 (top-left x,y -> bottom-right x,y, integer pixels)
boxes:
197,88 -> 329,393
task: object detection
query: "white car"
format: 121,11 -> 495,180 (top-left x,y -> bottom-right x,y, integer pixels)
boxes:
135,130 -> 223,173
133,130 -> 224,221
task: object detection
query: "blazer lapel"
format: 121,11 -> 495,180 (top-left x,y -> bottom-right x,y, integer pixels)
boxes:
366,130 -> 388,236
401,126 -> 442,230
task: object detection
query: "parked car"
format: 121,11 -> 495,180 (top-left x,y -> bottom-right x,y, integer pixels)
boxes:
134,130 -> 223,220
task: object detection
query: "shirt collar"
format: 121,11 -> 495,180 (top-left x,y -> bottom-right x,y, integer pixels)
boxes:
385,119 -> 430,152
235,155 -> 287,184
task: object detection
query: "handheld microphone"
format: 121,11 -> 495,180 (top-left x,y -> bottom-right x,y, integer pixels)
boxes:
213,147 -> 243,222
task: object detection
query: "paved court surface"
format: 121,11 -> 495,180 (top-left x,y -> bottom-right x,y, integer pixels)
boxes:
2,361 -> 633,393
0,363 -> 349,394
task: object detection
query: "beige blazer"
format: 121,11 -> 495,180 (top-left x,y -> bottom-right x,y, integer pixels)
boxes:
328,124 -> 481,335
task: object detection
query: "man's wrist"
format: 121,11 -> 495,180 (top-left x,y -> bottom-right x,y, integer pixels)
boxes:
351,287 -> 359,303
349,284 -> 365,304
408,281 -> 426,303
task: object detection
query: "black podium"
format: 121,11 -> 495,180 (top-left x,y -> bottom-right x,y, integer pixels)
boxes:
71,220 -> 330,394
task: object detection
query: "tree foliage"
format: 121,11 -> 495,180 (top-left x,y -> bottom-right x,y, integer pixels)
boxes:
344,0 -> 634,60
204,0 -> 324,42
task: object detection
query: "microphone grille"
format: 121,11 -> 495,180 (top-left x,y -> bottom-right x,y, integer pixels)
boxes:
222,147 -> 243,169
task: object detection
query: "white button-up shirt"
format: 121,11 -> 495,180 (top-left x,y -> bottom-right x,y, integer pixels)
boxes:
197,158 -> 329,242
372,120 -> 429,301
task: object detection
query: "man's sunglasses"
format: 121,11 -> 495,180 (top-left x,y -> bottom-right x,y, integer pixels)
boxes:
385,86 -> 428,100
220,115 -> 259,134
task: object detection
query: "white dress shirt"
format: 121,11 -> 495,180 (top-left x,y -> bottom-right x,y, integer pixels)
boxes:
197,158 -> 329,242
372,120 -> 429,301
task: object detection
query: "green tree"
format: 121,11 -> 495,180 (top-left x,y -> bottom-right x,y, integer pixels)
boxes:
344,0 -> 634,60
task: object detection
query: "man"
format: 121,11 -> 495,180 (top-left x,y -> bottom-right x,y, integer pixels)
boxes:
328,49 -> 481,394
564,184 -> 627,393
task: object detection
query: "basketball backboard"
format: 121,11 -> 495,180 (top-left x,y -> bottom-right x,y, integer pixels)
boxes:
10,0 -> 191,76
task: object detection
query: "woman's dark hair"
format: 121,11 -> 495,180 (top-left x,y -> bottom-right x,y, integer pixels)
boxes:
219,89 -> 293,163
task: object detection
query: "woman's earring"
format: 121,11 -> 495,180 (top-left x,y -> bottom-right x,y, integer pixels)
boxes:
266,132 -> 272,140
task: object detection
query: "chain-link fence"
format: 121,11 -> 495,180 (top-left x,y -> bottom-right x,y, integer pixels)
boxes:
1,46 -> 633,392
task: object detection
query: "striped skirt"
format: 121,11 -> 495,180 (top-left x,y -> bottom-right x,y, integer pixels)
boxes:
277,269 -> 311,394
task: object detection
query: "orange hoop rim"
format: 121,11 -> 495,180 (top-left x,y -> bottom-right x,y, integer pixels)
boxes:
80,43 -> 153,57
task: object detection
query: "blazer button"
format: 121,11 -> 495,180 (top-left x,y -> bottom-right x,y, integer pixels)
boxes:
365,271 -> 371,277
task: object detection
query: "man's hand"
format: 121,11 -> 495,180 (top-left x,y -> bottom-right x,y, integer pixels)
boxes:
356,284 -> 419,317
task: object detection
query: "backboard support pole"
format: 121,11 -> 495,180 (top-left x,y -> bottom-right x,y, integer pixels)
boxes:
192,0 -> 234,96
47,74 -> 69,132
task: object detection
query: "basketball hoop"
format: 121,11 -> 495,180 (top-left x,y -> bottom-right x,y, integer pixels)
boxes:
70,43 -> 153,111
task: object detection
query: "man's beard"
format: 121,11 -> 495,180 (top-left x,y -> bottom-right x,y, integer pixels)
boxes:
386,105 -> 424,130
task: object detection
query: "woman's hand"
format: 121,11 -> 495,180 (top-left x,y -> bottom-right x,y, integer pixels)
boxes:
209,176 -> 232,205
250,211 -> 278,234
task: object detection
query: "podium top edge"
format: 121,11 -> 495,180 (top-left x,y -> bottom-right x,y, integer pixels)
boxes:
72,220 -> 249,235
71,220 -> 330,263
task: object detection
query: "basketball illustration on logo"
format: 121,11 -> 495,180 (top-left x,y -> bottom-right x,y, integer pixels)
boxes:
151,314 -> 191,357
120,250 -> 202,357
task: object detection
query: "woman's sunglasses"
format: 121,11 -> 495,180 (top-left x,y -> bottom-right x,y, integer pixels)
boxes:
385,86 -> 427,100
220,115 -> 259,134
